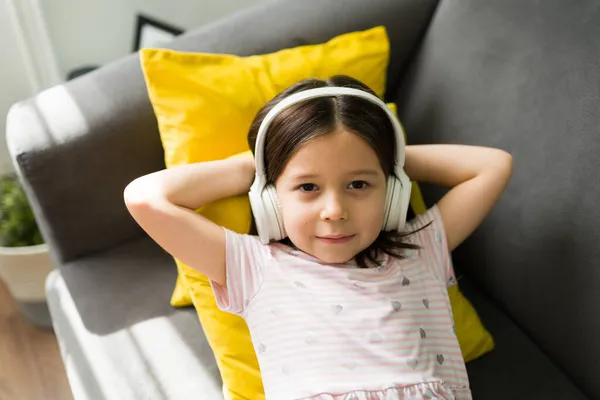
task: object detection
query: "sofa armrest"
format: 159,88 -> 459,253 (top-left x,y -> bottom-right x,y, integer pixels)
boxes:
6,59 -> 165,264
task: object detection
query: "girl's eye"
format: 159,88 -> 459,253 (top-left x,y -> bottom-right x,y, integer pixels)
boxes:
349,180 -> 369,189
298,183 -> 317,192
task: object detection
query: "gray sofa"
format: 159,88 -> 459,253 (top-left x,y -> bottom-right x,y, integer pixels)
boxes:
6,0 -> 600,398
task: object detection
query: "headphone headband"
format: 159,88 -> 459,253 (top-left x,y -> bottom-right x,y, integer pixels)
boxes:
253,87 -> 407,184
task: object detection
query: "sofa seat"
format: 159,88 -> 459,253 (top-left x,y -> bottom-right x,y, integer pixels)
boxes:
460,276 -> 588,399
46,237 -> 224,400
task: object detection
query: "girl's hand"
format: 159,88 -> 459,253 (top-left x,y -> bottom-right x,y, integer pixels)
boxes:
404,145 -> 513,252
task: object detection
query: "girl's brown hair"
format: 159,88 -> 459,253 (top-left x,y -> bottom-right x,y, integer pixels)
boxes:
247,75 -> 423,268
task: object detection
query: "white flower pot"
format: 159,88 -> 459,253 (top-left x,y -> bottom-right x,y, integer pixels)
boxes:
0,243 -> 55,328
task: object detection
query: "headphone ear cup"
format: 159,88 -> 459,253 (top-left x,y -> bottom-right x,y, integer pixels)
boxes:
381,175 -> 396,231
272,190 -> 286,240
262,184 -> 286,241
394,171 -> 412,231
383,173 -> 411,232
249,181 -> 271,244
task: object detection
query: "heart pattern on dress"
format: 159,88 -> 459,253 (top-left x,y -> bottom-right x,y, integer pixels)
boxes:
422,299 -> 429,309
391,301 -> 402,311
406,357 -> 418,369
331,304 -> 343,314
271,306 -> 282,316
437,354 -> 445,365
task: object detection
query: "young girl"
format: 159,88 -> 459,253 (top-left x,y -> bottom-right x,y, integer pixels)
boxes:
124,75 -> 513,399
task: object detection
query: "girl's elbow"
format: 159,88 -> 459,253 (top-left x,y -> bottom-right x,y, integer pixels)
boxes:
489,149 -> 513,177
490,150 -> 513,191
123,181 -> 169,232
499,150 -> 514,178
123,177 -> 161,209
124,179 -> 143,207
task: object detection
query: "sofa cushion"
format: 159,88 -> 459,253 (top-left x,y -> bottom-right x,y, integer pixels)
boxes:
46,237 -> 223,400
458,276 -> 588,400
393,0 -> 600,397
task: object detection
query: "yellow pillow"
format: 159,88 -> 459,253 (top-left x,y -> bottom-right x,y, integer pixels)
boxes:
447,284 -> 495,362
168,275 -> 192,307
141,26 -> 389,168
141,26 -> 493,397
141,26 -> 391,400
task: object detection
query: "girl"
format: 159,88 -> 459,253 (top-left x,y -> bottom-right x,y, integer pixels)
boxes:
124,75 -> 513,399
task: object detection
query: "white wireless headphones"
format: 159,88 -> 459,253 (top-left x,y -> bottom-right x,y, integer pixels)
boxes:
249,86 -> 412,244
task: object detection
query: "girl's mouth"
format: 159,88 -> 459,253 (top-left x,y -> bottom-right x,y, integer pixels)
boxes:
316,235 -> 355,244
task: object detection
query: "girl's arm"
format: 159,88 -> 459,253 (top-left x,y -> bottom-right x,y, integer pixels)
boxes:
123,155 -> 255,287
403,144 -> 513,252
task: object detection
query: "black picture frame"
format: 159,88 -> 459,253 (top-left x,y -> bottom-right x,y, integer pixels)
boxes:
133,14 -> 184,52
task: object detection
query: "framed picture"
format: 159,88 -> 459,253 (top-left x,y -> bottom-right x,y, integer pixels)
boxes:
133,14 -> 184,52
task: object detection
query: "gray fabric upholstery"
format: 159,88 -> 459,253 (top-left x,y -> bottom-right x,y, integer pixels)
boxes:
394,0 -> 600,398
46,236 -> 223,399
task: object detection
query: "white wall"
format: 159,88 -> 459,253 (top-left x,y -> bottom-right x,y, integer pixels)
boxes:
40,0 -> 269,79
0,0 -> 42,175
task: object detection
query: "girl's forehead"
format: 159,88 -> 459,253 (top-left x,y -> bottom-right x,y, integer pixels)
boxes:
280,130 -> 384,179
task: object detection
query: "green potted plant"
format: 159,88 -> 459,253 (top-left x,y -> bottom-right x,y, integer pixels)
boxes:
0,174 -> 54,328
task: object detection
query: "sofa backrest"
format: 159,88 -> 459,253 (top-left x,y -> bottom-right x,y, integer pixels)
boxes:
6,0 -> 438,264
394,0 -> 600,397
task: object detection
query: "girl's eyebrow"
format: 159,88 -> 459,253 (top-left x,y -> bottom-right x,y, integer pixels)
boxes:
347,169 -> 380,176
289,170 -> 380,181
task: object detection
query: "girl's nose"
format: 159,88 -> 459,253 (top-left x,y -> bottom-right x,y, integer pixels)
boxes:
319,192 -> 348,221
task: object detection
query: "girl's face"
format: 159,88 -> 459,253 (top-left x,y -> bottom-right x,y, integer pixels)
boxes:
274,129 -> 387,264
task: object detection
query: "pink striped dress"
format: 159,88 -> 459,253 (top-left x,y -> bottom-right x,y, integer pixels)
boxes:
211,205 -> 472,399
